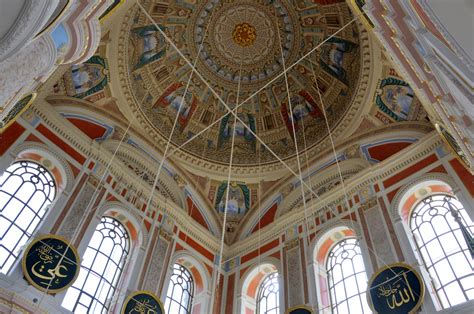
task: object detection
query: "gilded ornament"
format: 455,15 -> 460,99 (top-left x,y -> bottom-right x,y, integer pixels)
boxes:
232,23 -> 257,47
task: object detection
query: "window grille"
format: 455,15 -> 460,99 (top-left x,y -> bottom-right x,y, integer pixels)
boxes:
62,216 -> 130,313
0,161 -> 56,274
165,263 -> 195,314
410,194 -> 474,308
327,238 -> 370,314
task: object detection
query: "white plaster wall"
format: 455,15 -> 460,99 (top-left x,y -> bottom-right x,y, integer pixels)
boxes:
0,34 -> 57,109
0,0 -> 59,62
0,0 -> 25,39
425,0 -> 474,58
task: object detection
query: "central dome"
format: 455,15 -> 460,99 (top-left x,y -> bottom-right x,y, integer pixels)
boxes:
118,0 -> 367,172
189,0 -> 300,91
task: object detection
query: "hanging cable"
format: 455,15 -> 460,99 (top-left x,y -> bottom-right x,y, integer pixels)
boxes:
134,0 -> 216,302
161,17 -> 359,165
136,0 -> 361,201
276,20 -> 316,305
215,49 -> 244,294
309,55 -> 423,300
32,112 -> 136,310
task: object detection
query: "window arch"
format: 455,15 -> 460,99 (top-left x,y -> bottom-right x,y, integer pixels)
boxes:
240,263 -> 280,314
0,161 -> 56,274
326,237 -> 370,314
165,263 -> 195,314
409,193 -> 473,308
256,272 -> 280,314
62,216 -> 130,313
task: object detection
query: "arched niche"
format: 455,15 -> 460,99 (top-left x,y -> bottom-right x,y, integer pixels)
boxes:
309,220 -> 371,313
389,174 -> 474,312
9,140 -> 74,193
164,252 -> 212,313
238,258 -> 282,314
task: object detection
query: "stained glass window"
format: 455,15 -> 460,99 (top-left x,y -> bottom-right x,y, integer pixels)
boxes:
327,238 -> 370,314
165,263 -> 194,314
256,272 -> 280,314
0,161 -> 56,274
62,216 -> 130,313
410,194 -> 474,308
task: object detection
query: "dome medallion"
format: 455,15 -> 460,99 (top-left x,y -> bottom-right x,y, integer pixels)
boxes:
190,0 -> 300,91
232,23 -> 257,47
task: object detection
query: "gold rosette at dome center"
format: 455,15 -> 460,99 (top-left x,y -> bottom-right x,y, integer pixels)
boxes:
232,23 -> 257,47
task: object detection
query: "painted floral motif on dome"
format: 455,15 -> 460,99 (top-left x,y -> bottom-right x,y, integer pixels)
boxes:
232,23 -> 257,47
120,0 -> 365,166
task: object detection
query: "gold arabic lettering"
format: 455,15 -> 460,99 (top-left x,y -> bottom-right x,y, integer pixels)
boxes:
37,244 -> 53,264
31,261 -> 70,284
383,271 -> 417,310
129,299 -> 158,314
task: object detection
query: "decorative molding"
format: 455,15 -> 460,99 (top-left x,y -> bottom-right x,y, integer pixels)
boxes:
389,172 -> 459,220
0,0 -> 57,62
112,6 -> 373,180
10,141 -> 75,192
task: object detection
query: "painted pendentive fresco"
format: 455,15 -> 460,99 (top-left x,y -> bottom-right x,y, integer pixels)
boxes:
131,24 -> 167,70
281,91 -> 323,136
371,66 -> 428,124
0,93 -> 36,131
376,77 -> 415,121
64,56 -> 109,99
219,113 -> 256,148
153,83 -> 197,131
215,182 -> 250,216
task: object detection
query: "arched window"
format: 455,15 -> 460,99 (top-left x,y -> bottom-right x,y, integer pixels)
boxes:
0,161 -> 56,274
256,272 -> 280,314
409,194 -> 473,308
326,238 -> 370,314
240,263 -> 279,314
62,216 -> 130,313
165,263 -> 194,314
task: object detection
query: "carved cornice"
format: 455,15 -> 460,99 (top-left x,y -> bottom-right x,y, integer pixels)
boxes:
28,94 -> 444,261
29,100 -> 226,257
228,131 -> 443,258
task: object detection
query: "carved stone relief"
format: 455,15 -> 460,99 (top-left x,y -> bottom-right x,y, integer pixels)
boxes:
364,205 -> 396,265
143,237 -> 170,292
286,244 -> 303,307
58,182 -> 95,241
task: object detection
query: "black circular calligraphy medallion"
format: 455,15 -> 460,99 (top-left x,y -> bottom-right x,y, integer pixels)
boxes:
22,235 -> 80,293
122,291 -> 164,314
286,305 -> 314,314
367,263 -> 425,314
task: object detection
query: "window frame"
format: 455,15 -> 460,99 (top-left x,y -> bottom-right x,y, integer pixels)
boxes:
165,263 -> 195,314
325,237 -> 370,314
256,271 -> 280,314
0,160 -> 57,275
62,216 -> 130,313
408,193 -> 474,309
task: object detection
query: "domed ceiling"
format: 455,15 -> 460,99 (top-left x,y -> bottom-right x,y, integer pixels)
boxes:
118,0 -> 369,171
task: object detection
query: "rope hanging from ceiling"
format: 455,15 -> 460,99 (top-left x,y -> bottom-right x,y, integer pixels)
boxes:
28,2 -> 428,312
